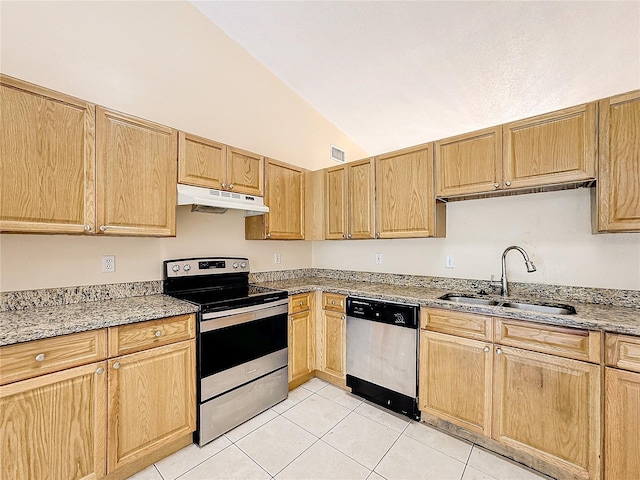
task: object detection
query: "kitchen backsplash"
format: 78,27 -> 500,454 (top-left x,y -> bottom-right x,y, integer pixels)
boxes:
2,269 -> 638,311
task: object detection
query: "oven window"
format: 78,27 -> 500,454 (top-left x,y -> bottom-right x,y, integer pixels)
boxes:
199,312 -> 287,378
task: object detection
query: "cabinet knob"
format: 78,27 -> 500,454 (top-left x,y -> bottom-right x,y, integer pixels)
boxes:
496,348 -> 503,355
493,183 -> 499,189
341,315 -> 346,320
221,182 -> 227,188
375,232 -> 380,239
289,315 -> 293,321
266,233 -> 271,238
348,233 -> 352,238
342,234 -> 346,238
229,184 -> 234,190
84,225 -> 91,231
35,353 -> 45,362
96,367 -> 104,375
505,181 -> 511,186
155,330 -> 162,337
113,362 -> 121,369
331,300 -> 336,305
483,346 -> 490,353
299,301 -> 304,306
99,226 -> 107,232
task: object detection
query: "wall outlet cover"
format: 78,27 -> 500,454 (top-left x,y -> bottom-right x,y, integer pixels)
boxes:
102,255 -> 115,273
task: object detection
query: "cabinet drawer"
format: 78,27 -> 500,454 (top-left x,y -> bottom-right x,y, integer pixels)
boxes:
606,333 -> 640,373
494,318 -> 601,363
108,314 -> 196,356
422,308 -> 492,341
322,292 -> 346,313
0,329 -> 107,385
289,292 -> 312,314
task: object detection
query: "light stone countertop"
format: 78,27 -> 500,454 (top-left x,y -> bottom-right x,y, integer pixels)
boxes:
253,277 -> 640,336
0,294 -> 198,346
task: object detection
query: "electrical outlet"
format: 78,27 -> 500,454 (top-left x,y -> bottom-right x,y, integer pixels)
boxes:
375,253 -> 383,265
445,254 -> 455,269
102,255 -> 115,273
274,253 -> 281,264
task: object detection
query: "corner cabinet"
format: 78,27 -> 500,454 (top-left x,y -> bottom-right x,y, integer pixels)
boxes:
246,158 -> 305,240
375,144 -> 445,238
594,90 -> 640,232
0,75 -> 96,234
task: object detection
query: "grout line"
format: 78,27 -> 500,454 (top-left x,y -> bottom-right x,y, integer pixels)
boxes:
152,463 -> 165,480
172,442 -> 235,480
270,436 -> 323,478
232,442 -> 274,479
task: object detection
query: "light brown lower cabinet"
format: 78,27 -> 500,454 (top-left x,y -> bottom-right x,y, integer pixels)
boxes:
320,309 -> 346,380
288,310 -> 315,385
1,361 -> 108,480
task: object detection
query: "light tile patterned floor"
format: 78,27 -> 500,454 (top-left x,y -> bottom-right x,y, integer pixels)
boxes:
128,378 -> 551,480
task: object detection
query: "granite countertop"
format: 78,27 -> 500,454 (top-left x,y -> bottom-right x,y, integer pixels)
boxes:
252,277 -> 640,336
0,294 -> 198,346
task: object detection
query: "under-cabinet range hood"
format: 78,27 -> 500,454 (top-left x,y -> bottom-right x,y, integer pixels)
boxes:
177,184 -> 269,216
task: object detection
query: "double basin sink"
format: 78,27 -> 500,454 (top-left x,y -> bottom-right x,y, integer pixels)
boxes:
439,293 -> 576,315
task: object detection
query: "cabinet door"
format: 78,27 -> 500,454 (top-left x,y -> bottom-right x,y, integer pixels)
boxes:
321,310 -> 346,379
596,90 -> 640,232
325,165 -> 348,239
289,311 -> 314,382
348,158 -> 375,239
375,144 -> 445,238
493,345 -> 601,479
434,127 -> 502,197
0,75 -> 95,234
263,159 -> 304,240
605,367 -> 640,480
0,362 -> 107,480
96,107 -> 177,236
503,103 -> 597,190
178,132 -> 226,190
227,146 -> 264,196
107,340 -> 195,473
419,330 -> 492,436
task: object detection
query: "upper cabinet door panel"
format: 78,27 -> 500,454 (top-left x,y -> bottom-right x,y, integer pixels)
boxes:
265,159 -> 304,240
325,165 -> 348,239
503,103 -> 597,189
596,90 -> 640,232
96,107 -> 177,237
348,158 -> 375,239
226,146 -> 264,196
0,76 -> 95,234
376,144 -> 442,238
178,132 -> 226,190
434,127 -> 502,197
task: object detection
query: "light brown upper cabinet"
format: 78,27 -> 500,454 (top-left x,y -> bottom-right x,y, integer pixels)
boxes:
246,158 -> 305,240
435,126 -> 502,197
435,103 -> 597,198
0,75 -> 96,234
325,158 -> 375,239
594,90 -> 640,232
96,107 -> 178,237
375,144 -> 446,238
226,146 -> 264,196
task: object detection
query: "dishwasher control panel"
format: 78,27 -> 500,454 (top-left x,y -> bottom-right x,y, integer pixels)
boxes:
346,297 -> 418,329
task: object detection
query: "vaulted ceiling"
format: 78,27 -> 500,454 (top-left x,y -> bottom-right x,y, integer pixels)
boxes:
193,1 -> 640,156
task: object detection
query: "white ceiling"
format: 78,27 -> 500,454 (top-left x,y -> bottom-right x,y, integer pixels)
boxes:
192,1 -> 640,156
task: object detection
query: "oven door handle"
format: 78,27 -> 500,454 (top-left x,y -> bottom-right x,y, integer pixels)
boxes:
201,303 -> 288,332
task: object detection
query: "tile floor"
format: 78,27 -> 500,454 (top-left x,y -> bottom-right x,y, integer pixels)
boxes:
129,378 -> 551,480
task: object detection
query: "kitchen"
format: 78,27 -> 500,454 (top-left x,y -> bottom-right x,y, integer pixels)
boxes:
1,1 -> 639,480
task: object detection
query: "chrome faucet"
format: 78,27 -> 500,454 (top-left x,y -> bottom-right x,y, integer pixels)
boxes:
501,246 -> 536,296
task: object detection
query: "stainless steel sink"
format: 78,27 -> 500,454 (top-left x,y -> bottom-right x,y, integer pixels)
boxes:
438,294 -> 500,306
501,302 -> 576,315
438,294 -> 576,315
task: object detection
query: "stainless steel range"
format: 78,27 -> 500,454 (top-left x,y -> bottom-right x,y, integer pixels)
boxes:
163,257 -> 289,446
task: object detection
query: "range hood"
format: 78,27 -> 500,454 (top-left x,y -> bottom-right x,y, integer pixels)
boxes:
177,184 -> 269,216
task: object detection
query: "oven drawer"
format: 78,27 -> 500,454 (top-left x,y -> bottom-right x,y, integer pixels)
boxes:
322,292 -> 346,313
109,314 -> 196,356
289,292 -> 313,314
0,329 -> 107,385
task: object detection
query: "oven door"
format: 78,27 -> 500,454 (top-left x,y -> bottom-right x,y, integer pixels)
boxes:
199,300 -> 288,401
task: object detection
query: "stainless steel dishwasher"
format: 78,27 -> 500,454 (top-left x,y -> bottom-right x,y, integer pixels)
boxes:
346,297 -> 420,420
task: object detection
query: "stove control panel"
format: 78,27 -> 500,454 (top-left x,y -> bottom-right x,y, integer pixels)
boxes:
164,257 -> 250,277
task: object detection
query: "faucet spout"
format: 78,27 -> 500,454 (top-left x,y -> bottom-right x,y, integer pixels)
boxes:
501,246 -> 536,297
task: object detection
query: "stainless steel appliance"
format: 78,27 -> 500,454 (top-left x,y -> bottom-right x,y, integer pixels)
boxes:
163,257 -> 289,446
346,297 -> 420,420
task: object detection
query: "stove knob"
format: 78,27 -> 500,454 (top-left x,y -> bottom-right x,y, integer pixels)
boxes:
232,262 -> 239,269
172,265 -> 180,272
240,262 -> 247,269
183,264 -> 191,272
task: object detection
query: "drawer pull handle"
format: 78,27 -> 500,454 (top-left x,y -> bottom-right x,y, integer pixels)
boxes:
300,301 -> 304,306
155,330 -> 162,337
246,368 -> 257,375
113,362 -> 121,369
96,367 -> 104,375
331,300 -> 336,305
35,353 -> 45,362
483,346 -> 490,353
496,348 -> 503,355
